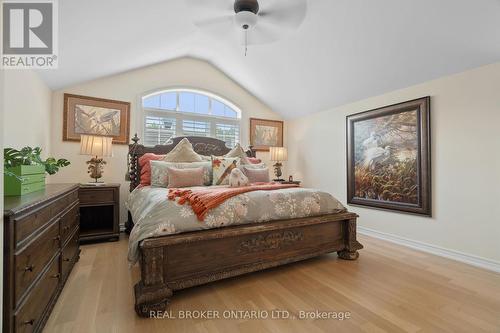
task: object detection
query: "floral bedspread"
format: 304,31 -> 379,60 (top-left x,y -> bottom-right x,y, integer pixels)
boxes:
126,185 -> 346,264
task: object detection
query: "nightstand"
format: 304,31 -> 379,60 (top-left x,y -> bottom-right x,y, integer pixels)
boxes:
277,180 -> 301,185
79,183 -> 120,242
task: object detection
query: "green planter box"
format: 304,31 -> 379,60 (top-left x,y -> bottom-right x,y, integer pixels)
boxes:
4,165 -> 46,196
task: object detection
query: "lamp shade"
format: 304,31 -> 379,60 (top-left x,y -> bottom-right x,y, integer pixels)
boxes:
80,135 -> 113,157
269,147 -> 287,162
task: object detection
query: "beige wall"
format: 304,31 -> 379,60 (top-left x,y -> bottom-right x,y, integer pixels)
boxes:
287,62 -> 500,262
3,70 -> 52,152
49,58 -> 282,225
2,69 -> 53,324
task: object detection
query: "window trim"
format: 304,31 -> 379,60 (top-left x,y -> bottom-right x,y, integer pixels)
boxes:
141,88 -> 241,147
142,87 -> 242,119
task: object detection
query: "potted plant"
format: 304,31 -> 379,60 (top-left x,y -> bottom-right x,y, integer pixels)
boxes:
4,147 -> 70,196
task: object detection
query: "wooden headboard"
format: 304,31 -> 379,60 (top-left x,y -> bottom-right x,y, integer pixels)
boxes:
127,134 -> 256,192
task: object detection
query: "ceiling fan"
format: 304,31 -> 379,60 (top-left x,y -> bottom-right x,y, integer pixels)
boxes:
186,0 -> 307,55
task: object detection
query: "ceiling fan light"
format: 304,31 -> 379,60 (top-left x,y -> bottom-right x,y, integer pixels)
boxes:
235,10 -> 258,30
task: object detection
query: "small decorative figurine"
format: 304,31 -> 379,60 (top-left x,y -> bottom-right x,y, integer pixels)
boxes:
229,168 -> 249,187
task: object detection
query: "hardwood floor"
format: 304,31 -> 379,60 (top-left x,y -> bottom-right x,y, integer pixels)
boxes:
43,234 -> 500,333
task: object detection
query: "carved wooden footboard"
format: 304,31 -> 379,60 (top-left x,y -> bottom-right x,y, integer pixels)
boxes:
126,135 -> 363,317
134,212 -> 362,317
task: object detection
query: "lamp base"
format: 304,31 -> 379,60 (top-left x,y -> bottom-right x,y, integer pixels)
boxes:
86,156 -> 107,185
273,162 -> 283,182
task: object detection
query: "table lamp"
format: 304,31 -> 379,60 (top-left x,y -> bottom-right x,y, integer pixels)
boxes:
269,146 -> 287,182
80,135 -> 113,185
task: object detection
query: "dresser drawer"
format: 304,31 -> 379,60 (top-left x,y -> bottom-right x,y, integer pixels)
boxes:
50,189 -> 78,217
60,204 -> 79,244
14,256 -> 60,333
14,205 -> 53,246
14,190 -> 78,246
62,229 -> 80,279
79,188 -> 114,204
14,221 -> 60,305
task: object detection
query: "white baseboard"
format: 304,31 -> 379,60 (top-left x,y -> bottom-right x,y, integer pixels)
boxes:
358,227 -> 500,273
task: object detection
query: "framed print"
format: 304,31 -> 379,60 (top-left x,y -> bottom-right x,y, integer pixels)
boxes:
63,93 -> 130,144
249,118 -> 284,151
346,97 -> 431,216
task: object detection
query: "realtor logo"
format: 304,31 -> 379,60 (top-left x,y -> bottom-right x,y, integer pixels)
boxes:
2,0 -> 58,68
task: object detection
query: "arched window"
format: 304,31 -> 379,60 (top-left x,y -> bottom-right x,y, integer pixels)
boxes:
142,89 -> 241,147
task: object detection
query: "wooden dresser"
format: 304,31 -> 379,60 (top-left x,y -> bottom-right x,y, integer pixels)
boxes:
3,184 -> 80,333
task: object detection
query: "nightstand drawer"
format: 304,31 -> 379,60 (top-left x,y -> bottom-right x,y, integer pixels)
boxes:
79,189 -> 114,204
14,220 -> 60,306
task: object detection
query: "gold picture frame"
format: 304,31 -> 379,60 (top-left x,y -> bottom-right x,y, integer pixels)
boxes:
249,118 -> 284,151
63,93 -> 130,145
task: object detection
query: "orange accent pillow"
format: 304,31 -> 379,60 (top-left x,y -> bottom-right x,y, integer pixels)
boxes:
139,153 -> 166,186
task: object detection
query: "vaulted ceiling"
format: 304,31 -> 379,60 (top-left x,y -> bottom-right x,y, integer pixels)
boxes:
39,0 -> 500,118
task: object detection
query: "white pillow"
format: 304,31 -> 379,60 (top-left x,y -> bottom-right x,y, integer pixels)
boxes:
225,143 -> 250,164
151,160 -> 212,187
239,162 -> 267,170
163,138 -> 203,163
212,156 -> 241,185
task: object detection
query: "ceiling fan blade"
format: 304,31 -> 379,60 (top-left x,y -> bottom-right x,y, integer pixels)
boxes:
186,0 -> 234,30
185,0 -> 234,16
244,20 -> 284,45
194,15 -> 233,28
258,0 -> 307,31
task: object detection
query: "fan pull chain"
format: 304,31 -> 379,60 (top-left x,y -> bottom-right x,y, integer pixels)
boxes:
245,29 -> 248,56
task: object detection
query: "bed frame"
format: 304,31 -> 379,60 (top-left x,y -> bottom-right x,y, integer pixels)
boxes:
127,135 -> 363,317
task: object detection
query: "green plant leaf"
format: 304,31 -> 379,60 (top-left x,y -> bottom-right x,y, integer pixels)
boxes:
4,146 -> 70,176
57,159 -> 70,167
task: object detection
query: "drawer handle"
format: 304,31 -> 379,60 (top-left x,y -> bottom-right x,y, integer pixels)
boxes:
23,319 -> 35,326
53,235 -> 61,241
63,258 -> 71,262
24,264 -> 34,272
51,273 -> 61,279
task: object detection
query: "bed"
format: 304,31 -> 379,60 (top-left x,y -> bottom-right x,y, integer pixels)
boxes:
127,135 -> 363,317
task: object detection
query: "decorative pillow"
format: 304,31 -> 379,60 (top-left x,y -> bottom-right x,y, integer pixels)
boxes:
163,138 -> 203,163
225,143 -> 250,164
243,166 -> 270,183
139,153 -> 166,186
247,157 -> 262,164
151,160 -> 212,187
240,162 -> 267,170
167,167 -> 205,188
229,168 -> 249,187
212,156 -> 241,185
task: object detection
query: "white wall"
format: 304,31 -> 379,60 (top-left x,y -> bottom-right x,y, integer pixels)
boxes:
287,62 -> 500,263
3,70 -> 52,152
49,57 -> 283,225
